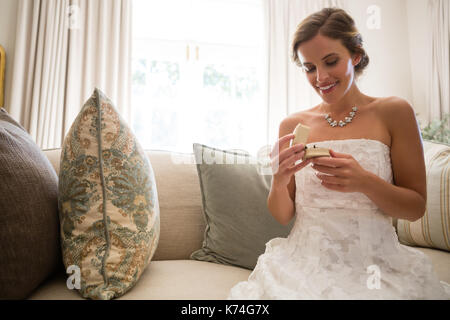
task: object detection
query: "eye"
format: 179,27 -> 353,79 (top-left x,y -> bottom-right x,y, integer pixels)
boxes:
326,59 -> 338,66
304,66 -> 316,73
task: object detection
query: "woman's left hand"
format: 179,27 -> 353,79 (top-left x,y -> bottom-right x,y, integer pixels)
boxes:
311,149 -> 371,193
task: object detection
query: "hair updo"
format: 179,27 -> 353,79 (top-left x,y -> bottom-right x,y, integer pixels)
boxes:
291,7 -> 369,77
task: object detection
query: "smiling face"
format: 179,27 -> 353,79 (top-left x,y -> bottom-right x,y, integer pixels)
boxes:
297,33 -> 361,104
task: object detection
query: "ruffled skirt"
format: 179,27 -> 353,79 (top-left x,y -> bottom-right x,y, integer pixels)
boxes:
228,209 -> 450,300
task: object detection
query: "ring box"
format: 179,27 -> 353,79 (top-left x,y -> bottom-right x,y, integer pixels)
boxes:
291,123 -> 331,160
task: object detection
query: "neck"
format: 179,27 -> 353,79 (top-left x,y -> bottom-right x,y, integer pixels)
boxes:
321,83 -> 365,116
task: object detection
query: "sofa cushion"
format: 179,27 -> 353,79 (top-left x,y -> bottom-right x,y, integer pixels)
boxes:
147,151 -> 205,260
42,148 -> 61,174
0,108 -> 61,299
415,247 -> 450,284
28,260 -> 251,300
190,143 -> 294,270
58,88 -> 160,299
397,140 -> 450,252
27,246 -> 450,300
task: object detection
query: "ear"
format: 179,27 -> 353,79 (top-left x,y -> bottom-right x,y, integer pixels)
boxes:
352,53 -> 362,67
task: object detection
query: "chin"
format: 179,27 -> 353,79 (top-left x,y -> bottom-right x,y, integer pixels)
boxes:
319,95 -> 338,104
316,90 -> 342,104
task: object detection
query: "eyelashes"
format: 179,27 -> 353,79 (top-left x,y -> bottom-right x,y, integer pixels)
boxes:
304,59 -> 339,73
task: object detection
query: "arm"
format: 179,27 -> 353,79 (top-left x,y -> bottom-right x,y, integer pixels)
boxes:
361,99 -> 426,222
361,172 -> 426,222
267,181 -> 296,226
267,117 -> 306,225
267,118 -> 296,225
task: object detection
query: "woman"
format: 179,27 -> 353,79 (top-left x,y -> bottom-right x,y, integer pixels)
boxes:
228,7 -> 450,299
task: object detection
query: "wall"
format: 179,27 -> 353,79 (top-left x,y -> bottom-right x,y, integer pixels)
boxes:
346,0 -> 414,107
406,0 -> 429,124
0,0 -> 18,112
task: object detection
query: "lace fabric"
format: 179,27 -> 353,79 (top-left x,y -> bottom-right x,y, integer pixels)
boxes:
228,139 -> 450,299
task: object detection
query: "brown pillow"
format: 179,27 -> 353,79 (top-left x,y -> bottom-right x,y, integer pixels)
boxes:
0,108 -> 61,299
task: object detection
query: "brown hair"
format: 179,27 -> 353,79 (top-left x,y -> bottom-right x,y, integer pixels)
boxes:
291,7 -> 369,76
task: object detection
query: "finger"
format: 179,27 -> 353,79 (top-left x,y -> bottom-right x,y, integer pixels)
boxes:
271,134 -> 295,157
280,149 -> 305,171
287,157 -> 313,174
320,182 -> 344,192
272,142 -> 304,167
312,156 -> 347,167
272,147 -> 304,174
316,173 -> 344,185
329,149 -> 351,158
312,163 -> 342,176
279,143 -> 305,163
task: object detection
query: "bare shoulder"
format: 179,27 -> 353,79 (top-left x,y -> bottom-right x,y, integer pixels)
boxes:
278,110 -> 314,149
374,96 -> 417,135
279,110 -> 311,134
280,109 -> 316,130
368,96 -> 417,140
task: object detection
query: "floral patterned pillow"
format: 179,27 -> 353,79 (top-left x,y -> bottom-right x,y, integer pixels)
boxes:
58,88 -> 160,299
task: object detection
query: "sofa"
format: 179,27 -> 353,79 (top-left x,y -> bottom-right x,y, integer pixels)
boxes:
28,141 -> 450,300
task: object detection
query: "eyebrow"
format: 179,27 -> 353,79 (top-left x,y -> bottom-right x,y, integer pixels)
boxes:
303,53 -> 338,65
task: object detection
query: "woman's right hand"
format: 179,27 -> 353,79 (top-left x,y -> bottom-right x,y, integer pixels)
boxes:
269,133 -> 313,187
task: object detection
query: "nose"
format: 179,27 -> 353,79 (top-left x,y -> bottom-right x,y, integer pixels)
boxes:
316,67 -> 330,84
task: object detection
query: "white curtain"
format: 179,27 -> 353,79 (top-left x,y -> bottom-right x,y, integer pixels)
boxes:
427,0 -> 450,122
263,0 -> 347,144
9,0 -> 132,149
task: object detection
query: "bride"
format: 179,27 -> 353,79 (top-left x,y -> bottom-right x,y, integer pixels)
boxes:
228,7 -> 450,299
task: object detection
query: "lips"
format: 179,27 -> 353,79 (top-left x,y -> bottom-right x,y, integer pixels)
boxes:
317,81 -> 338,94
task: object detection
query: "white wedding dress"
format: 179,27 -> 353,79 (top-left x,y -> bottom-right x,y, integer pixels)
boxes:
228,139 -> 450,300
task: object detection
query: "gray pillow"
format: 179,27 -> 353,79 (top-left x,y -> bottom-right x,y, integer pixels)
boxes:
190,143 -> 294,270
0,108 -> 61,299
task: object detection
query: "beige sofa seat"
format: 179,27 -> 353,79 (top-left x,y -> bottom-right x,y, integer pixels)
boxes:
29,260 -> 251,300
29,249 -> 450,300
28,148 -> 450,299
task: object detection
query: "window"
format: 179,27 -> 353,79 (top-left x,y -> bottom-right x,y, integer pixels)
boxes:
132,0 -> 266,154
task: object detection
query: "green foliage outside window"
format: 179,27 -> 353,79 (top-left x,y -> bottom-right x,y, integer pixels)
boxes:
149,61 -> 180,85
203,64 -> 258,100
203,65 -> 232,96
133,59 -> 147,86
418,112 -> 450,144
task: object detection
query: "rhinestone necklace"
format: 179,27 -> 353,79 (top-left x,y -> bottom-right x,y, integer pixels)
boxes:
323,106 -> 358,127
